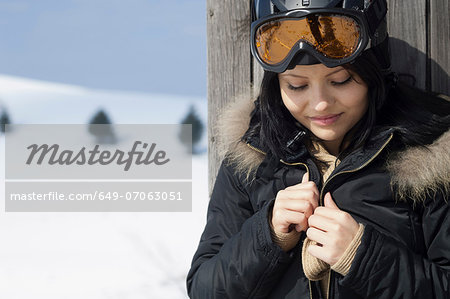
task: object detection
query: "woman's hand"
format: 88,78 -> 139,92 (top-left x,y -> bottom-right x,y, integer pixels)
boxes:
271,173 -> 319,234
306,192 -> 360,266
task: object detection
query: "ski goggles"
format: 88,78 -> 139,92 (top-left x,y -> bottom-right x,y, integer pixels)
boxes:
251,9 -> 372,72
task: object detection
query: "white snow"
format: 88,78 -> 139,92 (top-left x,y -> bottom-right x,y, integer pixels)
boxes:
0,75 -> 209,298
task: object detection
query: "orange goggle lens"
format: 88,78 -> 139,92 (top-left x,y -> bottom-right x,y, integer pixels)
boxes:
255,14 -> 361,65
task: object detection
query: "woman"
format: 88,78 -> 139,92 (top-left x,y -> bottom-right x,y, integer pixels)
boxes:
187,0 -> 450,298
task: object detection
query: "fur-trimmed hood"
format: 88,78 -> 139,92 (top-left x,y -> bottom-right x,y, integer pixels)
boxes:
214,95 -> 450,203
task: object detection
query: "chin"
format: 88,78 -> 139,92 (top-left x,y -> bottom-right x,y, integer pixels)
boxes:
310,130 -> 342,142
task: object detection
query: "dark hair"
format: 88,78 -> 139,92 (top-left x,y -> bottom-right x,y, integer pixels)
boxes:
378,82 -> 450,146
243,50 -> 450,160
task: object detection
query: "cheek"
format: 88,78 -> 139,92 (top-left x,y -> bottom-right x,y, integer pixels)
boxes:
342,86 -> 369,114
280,89 -> 307,118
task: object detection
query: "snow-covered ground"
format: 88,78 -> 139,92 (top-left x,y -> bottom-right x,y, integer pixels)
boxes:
0,75 -> 209,298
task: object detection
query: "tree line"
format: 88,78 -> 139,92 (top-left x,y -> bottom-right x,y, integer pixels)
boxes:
0,104 -> 204,154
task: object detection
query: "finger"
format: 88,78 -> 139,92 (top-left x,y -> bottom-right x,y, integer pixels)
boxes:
284,187 -> 320,208
324,192 -> 339,210
294,224 -> 304,232
285,180 -> 317,192
272,210 -> 308,233
313,207 -> 356,234
306,227 -> 328,245
307,214 -> 335,232
302,172 -> 309,183
280,198 -> 315,219
282,190 -> 319,211
313,206 -> 345,221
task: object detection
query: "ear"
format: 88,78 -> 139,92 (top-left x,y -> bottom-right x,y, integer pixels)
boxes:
324,192 -> 339,210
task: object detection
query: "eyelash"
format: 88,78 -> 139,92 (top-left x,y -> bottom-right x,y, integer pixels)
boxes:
287,76 -> 352,91
287,84 -> 307,91
332,76 -> 352,86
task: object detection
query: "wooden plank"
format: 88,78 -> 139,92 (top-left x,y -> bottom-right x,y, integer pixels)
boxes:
207,0 -> 252,194
430,0 -> 450,95
387,0 -> 427,89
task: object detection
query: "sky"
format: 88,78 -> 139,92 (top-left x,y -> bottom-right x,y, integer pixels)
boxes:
0,0 -> 206,96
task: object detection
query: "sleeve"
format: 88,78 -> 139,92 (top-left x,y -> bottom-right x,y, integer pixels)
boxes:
338,193 -> 450,299
269,208 -> 302,252
186,160 -> 297,299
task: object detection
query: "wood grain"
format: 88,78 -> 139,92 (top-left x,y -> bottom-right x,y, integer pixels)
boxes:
387,0 -> 427,89
430,0 -> 450,95
207,0 -> 252,193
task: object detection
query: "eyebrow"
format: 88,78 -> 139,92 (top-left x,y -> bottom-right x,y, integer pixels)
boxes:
280,68 -> 346,79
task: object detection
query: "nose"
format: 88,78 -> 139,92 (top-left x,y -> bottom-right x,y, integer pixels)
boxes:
311,84 -> 334,111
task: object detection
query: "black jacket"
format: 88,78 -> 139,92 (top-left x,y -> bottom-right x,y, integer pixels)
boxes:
187,96 -> 450,299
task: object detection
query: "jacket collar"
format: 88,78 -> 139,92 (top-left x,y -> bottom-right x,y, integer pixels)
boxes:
214,94 -> 450,203
332,127 -> 394,175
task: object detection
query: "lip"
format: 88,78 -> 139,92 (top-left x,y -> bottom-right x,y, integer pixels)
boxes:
309,113 -> 343,126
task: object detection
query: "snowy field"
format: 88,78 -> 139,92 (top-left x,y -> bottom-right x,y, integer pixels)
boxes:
0,75 -> 209,298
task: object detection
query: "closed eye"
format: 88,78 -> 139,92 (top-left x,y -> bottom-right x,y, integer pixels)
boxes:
288,84 -> 307,91
332,76 -> 352,86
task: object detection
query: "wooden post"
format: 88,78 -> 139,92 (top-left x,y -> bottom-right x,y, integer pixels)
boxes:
430,0 -> 450,94
208,0 -> 449,194
206,0 -> 252,193
388,0 -> 427,89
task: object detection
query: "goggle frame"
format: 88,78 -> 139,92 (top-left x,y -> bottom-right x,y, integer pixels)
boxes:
250,8 -> 372,72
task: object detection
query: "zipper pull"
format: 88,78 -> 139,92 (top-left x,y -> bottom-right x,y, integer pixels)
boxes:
286,130 -> 306,150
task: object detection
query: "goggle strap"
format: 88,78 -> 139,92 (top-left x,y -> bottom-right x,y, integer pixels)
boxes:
364,0 -> 388,35
272,0 -> 347,11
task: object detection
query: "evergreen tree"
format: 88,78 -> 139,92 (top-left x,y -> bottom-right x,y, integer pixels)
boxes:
88,109 -> 116,144
0,109 -> 11,133
179,105 -> 204,154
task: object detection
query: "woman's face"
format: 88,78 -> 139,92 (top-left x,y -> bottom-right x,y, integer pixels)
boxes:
278,63 -> 368,155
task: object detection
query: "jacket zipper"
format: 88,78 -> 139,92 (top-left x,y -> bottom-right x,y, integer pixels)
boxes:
309,280 -> 313,299
247,134 -> 393,201
247,143 -> 313,298
280,159 -> 310,175
319,133 -> 394,205
246,143 -> 311,175
319,133 -> 393,299
247,134 -> 392,299
278,158 -> 315,299
326,270 -> 332,299
246,143 -> 267,155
